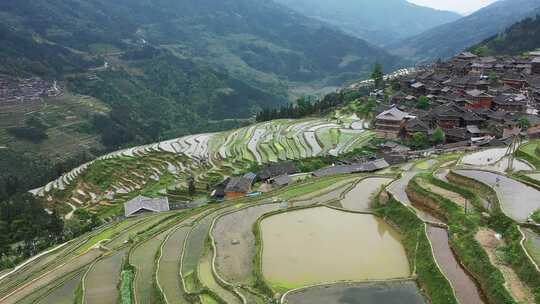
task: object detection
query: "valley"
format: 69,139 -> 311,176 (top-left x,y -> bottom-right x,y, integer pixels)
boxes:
3,0 -> 540,303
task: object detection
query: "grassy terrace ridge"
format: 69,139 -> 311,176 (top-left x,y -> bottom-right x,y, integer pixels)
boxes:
373,193 -> 457,304
447,170 -> 540,303
517,140 -> 540,170
408,173 -> 515,304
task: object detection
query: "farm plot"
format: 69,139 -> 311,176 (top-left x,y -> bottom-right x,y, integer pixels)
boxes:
455,170 -> 540,223
198,252 -> 241,304
212,204 -> 281,284
181,214 -> 217,292
260,207 -> 410,290
290,177 -> 359,206
36,270 -> 84,304
84,249 -> 127,304
285,281 -> 426,304
522,228 -> 540,266
131,230 -> 170,304
0,236 -> 90,296
426,226 -> 485,304
157,226 -> 191,304
0,249 -> 102,304
340,177 -> 393,211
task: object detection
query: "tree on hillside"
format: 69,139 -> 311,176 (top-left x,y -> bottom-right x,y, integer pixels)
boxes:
518,117 -> 531,130
188,176 -> 196,197
371,63 -> 384,89
410,132 -> 429,150
431,127 -> 446,145
417,96 -> 430,109
357,97 -> 377,120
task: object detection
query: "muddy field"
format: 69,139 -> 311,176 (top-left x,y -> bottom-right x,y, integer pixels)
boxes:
261,207 -> 409,288
212,204 -> 280,283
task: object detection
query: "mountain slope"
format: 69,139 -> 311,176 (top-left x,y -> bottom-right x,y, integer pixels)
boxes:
273,0 -> 461,46
0,0 -> 401,88
472,11 -> 540,56
0,0 -> 402,163
391,0 -> 540,62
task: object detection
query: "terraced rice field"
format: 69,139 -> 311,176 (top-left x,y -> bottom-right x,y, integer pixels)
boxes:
456,170 -> 540,222
213,204 -> 281,284
15,137 -> 540,304
339,177 -> 393,211
31,117 -> 374,216
84,249 -> 127,304
157,226 -> 191,304
131,231 -> 170,304
35,271 -> 84,304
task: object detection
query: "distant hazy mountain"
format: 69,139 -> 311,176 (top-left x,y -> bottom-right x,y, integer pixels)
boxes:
391,0 -> 540,62
272,0 -> 461,46
472,10 -> 540,56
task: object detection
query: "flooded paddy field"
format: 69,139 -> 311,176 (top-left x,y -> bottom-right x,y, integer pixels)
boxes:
460,148 -> 533,172
461,148 -> 507,166
456,170 -> 540,222
523,228 -> 540,266
198,252 -> 241,304
157,226 -> 191,304
260,207 -> 409,289
36,271 -> 83,304
131,231 -> 169,304
285,281 -> 425,304
213,203 -> 281,283
426,226 -> 485,304
339,177 -> 393,211
84,249 -> 126,304
0,249 -> 102,304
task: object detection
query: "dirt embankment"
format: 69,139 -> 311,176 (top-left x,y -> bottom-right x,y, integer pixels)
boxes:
475,229 -> 535,303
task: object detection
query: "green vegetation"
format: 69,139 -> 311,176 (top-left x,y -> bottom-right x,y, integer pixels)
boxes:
448,171 -> 540,302
371,63 -> 384,89
408,175 -> 515,304
533,210 -> 540,223
417,96 -> 431,110
119,260 -> 135,304
374,195 -> 457,304
517,140 -> 540,169
472,12 -> 540,56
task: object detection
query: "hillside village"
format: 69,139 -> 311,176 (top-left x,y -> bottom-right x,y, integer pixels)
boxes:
370,51 -> 540,151
0,75 -> 63,105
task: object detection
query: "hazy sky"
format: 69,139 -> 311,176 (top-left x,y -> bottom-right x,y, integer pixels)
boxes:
407,0 -> 498,15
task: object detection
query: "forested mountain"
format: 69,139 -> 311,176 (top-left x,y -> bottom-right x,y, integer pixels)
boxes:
390,0 -> 540,62
472,12 -> 540,56
273,0 -> 460,46
0,0 -> 404,203
0,0 -> 402,144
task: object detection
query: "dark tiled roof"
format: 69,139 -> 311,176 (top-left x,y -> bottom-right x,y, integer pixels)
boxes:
225,176 -> 253,193
125,196 -> 169,217
259,161 -> 298,180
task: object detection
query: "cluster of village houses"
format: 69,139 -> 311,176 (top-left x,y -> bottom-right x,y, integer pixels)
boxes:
373,51 -> 540,148
0,75 -> 62,105
125,51 -> 540,214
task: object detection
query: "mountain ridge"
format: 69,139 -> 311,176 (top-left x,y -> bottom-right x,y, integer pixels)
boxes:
272,0 -> 461,46
390,0 -> 540,62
